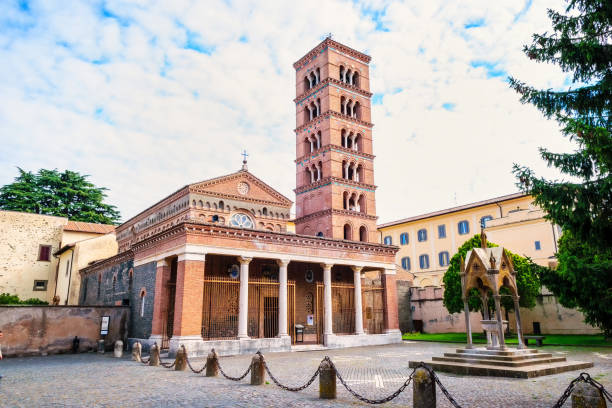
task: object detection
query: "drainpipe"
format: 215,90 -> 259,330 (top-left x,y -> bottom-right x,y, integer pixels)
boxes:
65,248 -> 75,305
495,202 -> 503,218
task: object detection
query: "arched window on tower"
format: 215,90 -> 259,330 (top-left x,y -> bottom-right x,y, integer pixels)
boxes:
305,137 -> 313,154
354,134 -> 361,151
343,223 -> 352,240
339,65 -> 345,82
348,193 -> 356,211
359,226 -> 367,242
353,101 -> 361,119
341,129 -> 347,148
347,163 -> 354,180
342,191 -> 349,209
356,164 -> 363,182
315,131 -> 321,149
358,194 -> 365,213
353,72 -> 359,88
304,75 -> 311,91
340,96 -> 346,115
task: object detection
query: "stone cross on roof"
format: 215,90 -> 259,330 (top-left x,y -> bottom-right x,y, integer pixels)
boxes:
241,150 -> 248,171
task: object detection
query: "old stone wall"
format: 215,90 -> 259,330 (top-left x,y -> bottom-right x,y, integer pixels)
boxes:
80,256 -> 157,340
0,210 -> 68,302
0,306 -> 129,356
400,285 -> 598,335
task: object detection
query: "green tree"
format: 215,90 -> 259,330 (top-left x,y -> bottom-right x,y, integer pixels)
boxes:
0,168 -> 120,224
442,235 -> 543,315
508,0 -> 611,335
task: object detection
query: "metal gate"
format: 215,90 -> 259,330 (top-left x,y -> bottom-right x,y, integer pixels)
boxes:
201,277 -> 295,342
316,282 -> 356,343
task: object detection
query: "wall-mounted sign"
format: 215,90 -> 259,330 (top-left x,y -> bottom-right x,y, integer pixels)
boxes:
100,316 -> 110,336
229,264 -> 239,279
305,269 -> 314,283
306,314 -> 314,326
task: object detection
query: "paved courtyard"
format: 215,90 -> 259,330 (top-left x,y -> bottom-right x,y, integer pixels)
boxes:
0,341 -> 610,407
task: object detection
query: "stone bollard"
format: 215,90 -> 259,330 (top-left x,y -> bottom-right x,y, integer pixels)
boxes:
206,350 -> 219,377
114,340 -> 124,358
319,359 -> 336,399
132,342 -> 142,362
413,367 -> 436,408
97,339 -> 105,354
572,382 -> 607,408
174,345 -> 187,371
149,343 -> 161,366
250,353 -> 265,385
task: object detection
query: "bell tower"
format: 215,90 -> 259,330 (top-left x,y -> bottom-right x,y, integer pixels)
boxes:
293,38 -> 378,242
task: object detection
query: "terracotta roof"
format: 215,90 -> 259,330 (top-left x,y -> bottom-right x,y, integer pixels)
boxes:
64,221 -> 115,234
378,193 -> 528,229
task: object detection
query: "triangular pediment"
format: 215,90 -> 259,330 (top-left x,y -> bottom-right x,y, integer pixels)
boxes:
189,170 -> 292,207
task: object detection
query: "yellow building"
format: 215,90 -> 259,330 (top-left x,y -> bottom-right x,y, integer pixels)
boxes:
378,194 -> 598,335
377,193 -> 548,287
54,221 -> 117,305
0,211 -> 115,303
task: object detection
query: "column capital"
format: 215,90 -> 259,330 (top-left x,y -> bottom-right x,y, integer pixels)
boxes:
276,259 -> 291,267
351,266 -> 363,274
238,256 -> 253,265
156,259 -> 168,268
177,252 -> 206,262
321,263 -> 333,271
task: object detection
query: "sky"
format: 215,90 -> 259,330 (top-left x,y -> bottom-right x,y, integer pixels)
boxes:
0,0 -> 576,224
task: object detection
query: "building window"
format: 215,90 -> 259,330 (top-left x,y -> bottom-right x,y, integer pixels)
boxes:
401,257 -> 411,271
33,280 -> 48,291
38,245 -> 52,261
458,220 -> 470,235
535,241 -> 541,250
140,292 -> 146,317
383,236 -> 392,245
438,225 -> 446,239
419,254 -> 430,269
400,233 -> 409,245
417,229 -> 427,242
229,213 -> 254,229
439,251 -> 450,267
316,231 -> 324,237
480,216 -> 493,228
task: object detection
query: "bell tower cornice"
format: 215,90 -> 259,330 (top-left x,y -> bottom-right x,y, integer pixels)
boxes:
294,78 -> 373,103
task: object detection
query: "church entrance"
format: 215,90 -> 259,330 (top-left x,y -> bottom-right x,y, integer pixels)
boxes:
161,257 -> 178,350
315,282 -> 356,343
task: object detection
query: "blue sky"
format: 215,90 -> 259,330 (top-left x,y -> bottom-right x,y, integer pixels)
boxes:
0,0 -> 574,223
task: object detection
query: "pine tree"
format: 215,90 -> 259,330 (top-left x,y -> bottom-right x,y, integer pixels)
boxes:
0,168 -> 121,224
509,0 -> 611,335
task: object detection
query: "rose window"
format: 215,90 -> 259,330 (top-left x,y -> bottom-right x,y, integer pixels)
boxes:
229,213 -> 254,229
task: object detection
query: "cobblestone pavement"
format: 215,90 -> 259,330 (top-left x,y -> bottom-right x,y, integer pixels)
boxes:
0,341 -> 610,407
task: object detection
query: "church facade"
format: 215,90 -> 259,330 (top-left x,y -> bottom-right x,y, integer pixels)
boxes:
79,38 -> 401,356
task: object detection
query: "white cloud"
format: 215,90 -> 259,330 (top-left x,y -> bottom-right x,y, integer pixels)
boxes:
0,0 -> 576,224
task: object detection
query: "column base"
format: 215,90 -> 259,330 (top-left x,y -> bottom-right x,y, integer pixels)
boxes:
237,335 -> 250,340
169,335 -> 204,356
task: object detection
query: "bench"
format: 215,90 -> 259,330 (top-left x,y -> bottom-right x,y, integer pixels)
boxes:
524,335 -> 545,347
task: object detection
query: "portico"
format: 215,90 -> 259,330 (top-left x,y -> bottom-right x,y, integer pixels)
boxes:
136,223 -> 399,356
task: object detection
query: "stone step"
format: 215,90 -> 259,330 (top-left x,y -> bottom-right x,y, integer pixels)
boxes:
409,359 -> 593,379
432,355 -> 567,367
444,352 -> 554,361
455,348 -> 538,356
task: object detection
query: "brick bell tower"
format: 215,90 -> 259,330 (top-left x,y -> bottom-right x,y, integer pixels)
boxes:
293,38 -> 378,242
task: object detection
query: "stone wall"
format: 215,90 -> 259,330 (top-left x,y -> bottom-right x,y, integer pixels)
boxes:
0,210 -> 68,302
80,255 -> 157,340
399,285 -> 598,335
0,306 -> 129,357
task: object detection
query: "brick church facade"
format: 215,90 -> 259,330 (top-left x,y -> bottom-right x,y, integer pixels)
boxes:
79,38 -> 401,356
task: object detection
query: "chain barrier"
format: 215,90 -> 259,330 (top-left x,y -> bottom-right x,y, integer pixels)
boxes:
329,357 -> 415,405
160,360 -> 176,369
134,348 -> 612,408
256,351 -> 320,392
218,359 -> 252,381
184,353 -> 207,374
551,372 -> 612,408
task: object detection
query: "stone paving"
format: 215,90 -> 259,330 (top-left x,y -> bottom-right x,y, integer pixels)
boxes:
0,341 -> 610,407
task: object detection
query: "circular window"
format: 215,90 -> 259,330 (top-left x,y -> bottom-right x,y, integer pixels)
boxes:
237,182 -> 249,195
230,213 -> 254,229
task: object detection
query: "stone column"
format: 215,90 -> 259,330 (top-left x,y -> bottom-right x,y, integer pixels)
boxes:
277,259 -> 290,338
322,264 -> 334,338
382,268 -> 400,334
171,251 -> 205,354
493,295 -> 507,349
513,296 -> 526,349
463,299 -> 473,349
352,266 -> 364,335
150,259 -> 170,340
237,256 -> 252,339
482,293 -> 491,347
